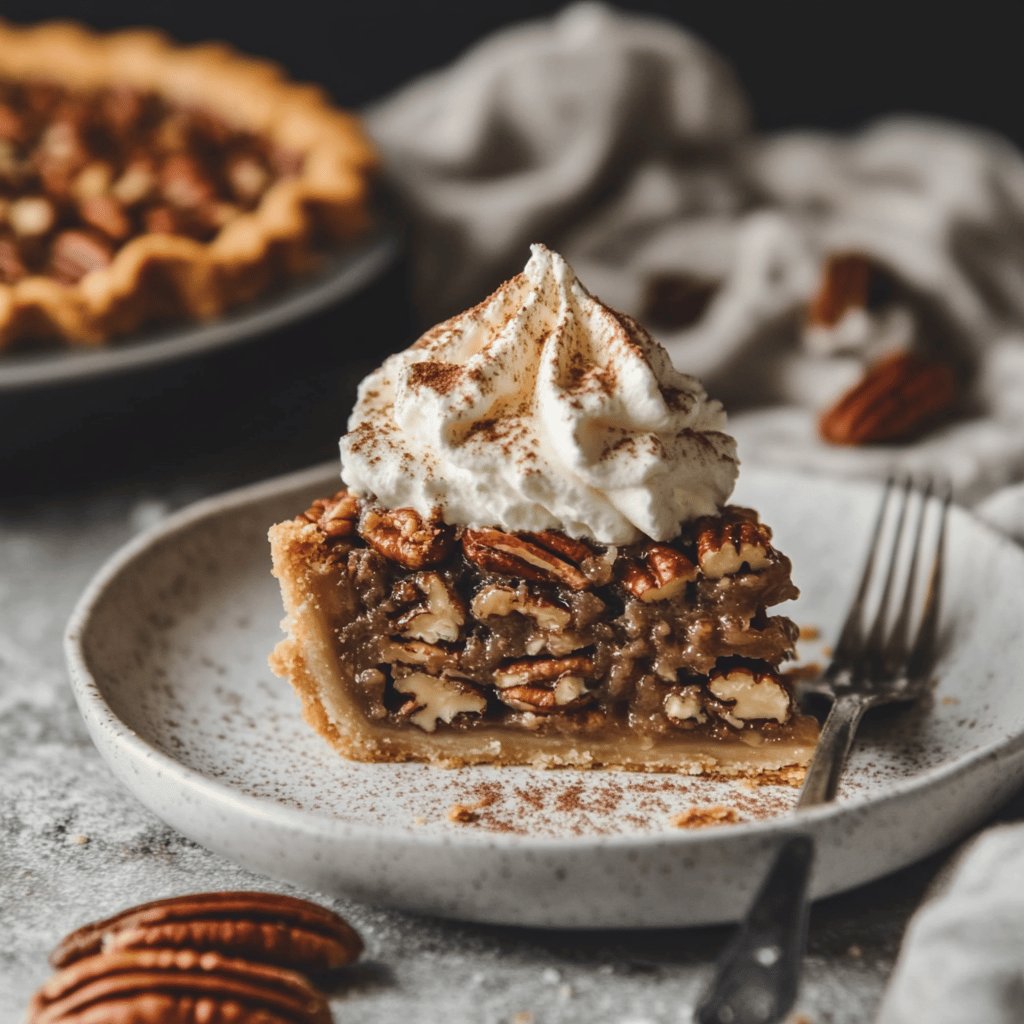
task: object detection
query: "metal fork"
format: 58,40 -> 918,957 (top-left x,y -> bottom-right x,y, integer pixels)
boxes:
696,475 -> 951,1024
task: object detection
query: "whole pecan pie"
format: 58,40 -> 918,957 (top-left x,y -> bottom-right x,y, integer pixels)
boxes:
0,21 -> 375,348
269,246 -> 819,775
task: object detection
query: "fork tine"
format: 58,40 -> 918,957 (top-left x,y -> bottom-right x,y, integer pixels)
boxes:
828,475 -> 895,671
862,475 -> 913,673
907,479 -> 951,679
881,477 -> 933,673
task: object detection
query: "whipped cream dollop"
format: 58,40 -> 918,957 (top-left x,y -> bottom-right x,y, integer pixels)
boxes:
340,245 -> 738,543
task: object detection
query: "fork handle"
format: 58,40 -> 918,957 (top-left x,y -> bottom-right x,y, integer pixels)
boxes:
797,693 -> 870,809
697,695 -> 869,1021
696,834 -> 814,1024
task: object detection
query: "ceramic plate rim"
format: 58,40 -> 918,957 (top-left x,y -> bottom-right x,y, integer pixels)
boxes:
64,463 -> 1024,852
0,227 -> 397,393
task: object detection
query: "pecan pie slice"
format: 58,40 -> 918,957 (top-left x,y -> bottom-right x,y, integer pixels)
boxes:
0,21 -> 374,348
271,245 -> 819,774
269,495 -> 818,774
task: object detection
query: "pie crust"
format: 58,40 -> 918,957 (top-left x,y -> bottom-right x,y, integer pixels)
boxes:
269,493 -> 819,775
0,20 -> 375,347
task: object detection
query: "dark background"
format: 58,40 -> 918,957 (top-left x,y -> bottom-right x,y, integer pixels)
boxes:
7,2 -> 1024,489
5,2 -> 1023,145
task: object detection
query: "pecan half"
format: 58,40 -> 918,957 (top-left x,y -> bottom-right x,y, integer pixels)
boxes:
29,949 -> 331,1024
360,507 -> 454,569
468,581 -> 587,654
819,351 -> 958,445
79,194 -> 132,241
160,153 -> 217,209
228,155 -> 271,203
394,672 -> 486,732
111,159 -> 157,206
807,252 -> 873,328
462,528 -> 591,590
143,204 -> 187,235
663,686 -> 708,725
101,88 -> 146,134
8,195 -> 55,237
470,583 -> 571,631
498,676 -> 591,713
50,891 -> 362,974
73,161 -> 115,199
493,655 -> 598,688
696,507 -> 772,578
492,654 -> 594,689
0,103 -> 26,144
492,655 -> 595,709
526,530 -> 593,565
299,490 -> 361,541
622,544 -> 697,602
0,238 -> 27,283
50,229 -> 114,284
379,638 -> 453,672
392,572 -> 465,643
707,662 -> 791,727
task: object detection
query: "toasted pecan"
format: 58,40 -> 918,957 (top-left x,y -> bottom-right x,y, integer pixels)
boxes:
470,583 -> 571,631
496,677 -> 591,713
462,528 -> 591,590
50,891 -> 362,974
393,672 -> 487,732
393,571 -> 465,643
707,662 -> 791,727
622,544 -> 697,602
29,948 -> 331,1024
299,490 -> 361,541
49,229 -> 114,283
819,351 -> 958,445
807,253 -> 873,327
696,507 -> 773,578
493,655 -> 594,689
360,507 -> 455,569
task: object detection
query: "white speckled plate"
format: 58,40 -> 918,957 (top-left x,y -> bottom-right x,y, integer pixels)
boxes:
0,227 -> 396,392
64,465 -> 1024,927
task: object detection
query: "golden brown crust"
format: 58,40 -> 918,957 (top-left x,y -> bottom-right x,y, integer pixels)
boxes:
268,520 -> 365,755
0,20 -> 376,347
268,515 -> 818,775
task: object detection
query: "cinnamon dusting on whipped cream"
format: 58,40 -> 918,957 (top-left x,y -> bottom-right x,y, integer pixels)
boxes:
340,244 -> 738,543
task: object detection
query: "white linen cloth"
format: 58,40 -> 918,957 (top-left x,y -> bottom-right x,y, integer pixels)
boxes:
366,5 -> 1024,1020
875,825 -> 1024,1022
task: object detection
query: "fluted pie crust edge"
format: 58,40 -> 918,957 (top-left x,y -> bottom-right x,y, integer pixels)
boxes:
0,20 -> 376,347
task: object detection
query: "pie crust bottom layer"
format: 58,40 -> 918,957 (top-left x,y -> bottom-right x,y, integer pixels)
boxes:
269,495 -> 819,776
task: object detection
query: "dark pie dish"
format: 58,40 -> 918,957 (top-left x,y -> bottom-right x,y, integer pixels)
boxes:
0,20 -> 375,349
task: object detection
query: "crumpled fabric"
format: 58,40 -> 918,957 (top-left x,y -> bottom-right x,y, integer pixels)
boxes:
367,1 -> 1024,540
875,825 -> 1024,1024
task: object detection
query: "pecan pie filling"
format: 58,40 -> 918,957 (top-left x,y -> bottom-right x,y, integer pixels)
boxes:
269,491 -> 816,769
0,77 -> 297,285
